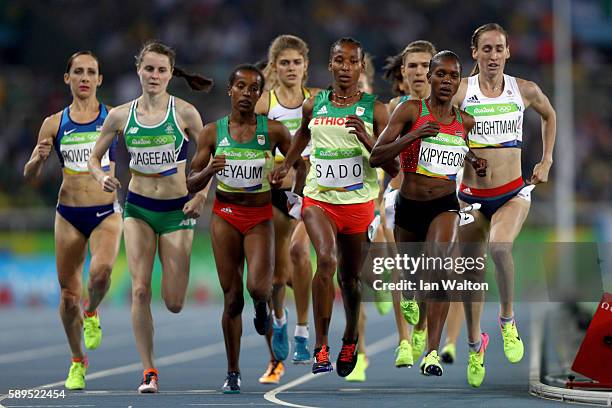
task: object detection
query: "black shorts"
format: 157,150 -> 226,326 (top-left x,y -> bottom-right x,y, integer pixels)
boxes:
394,192 -> 459,241
271,188 -> 291,218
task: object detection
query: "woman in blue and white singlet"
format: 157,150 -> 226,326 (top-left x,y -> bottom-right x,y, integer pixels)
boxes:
451,23 -> 556,388
23,51 -> 121,390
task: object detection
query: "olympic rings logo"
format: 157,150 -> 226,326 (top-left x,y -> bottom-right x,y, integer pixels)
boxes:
245,151 -> 257,159
497,106 -> 512,113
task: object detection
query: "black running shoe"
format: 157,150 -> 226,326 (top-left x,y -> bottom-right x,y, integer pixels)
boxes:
336,338 -> 358,377
221,371 -> 241,394
312,345 -> 333,374
253,301 -> 270,335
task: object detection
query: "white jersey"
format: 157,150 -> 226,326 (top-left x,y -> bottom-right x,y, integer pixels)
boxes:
268,88 -> 312,158
461,74 -> 524,148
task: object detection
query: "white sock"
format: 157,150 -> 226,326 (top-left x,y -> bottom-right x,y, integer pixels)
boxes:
273,312 -> 287,327
294,324 -> 309,338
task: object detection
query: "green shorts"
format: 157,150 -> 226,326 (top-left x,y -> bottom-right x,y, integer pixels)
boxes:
124,191 -> 195,235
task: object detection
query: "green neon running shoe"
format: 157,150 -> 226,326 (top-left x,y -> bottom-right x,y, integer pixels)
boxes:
467,333 -> 489,388
345,353 -> 368,382
64,360 -> 87,390
420,350 -> 443,376
400,298 -> 419,325
394,339 -> 413,368
500,319 -> 524,363
412,329 -> 426,363
83,312 -> 102,350
440,343 -> 456,364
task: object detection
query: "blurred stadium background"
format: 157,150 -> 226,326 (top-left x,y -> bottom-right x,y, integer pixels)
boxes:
0,0 -> 610,308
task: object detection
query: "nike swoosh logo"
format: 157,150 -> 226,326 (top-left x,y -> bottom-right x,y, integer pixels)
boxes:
63,129 -> 77,136
96,210 -> 113,218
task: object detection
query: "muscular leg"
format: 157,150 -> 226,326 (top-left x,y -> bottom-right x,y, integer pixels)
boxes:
394,226 -> 425,334
337,232 -> 368,342
211,214 -> 246,373
443,302 -> 464,346
303,206 -> 338,348
158,229 -> 194,313
87,213 -> 122,312
124,218 -> 157,370
423,212 -> 458,352
289,221 -> 313,327
55,213 -> 87,360
489,198 -> 530,318
271,208 -> 293,320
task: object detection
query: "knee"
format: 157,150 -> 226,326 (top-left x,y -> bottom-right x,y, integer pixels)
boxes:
339,273 -> 360,291
290,241 -> 309,265
317,251 -> 337,274
164,299 -> 184,314
89,263 -> 112,290
132,285 -> 152,305
247,285 -> 270,303
489,243 -> 513,265
59,289 -> 80,311
224,292 -> 244,318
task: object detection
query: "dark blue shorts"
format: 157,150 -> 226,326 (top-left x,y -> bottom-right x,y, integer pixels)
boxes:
56,202 -> 120,238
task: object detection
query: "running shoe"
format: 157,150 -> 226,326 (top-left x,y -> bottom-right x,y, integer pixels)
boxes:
467,333 -> 489,388
400,298 -> 420,325
345,353 -> 368,382
292,336 -> 310,364
420,350 -> 443,376
336,338 -> 358,377
222,371 -> 241,394
258,360 -> 285,384
312,345 -> 333,374
394,339 -> 413,368
272,308 -> 289,361
83,311 -> 102,350
412,329 -> 426,363
137,369 -> 158,393
500,319 -> 524,363
374,285 -> 392,315
64,359 -> 87,390
253,301 -> 270,335
440,343 -> 456,364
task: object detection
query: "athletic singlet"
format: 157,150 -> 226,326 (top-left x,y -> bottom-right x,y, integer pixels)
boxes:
268,87 -> 312,159
461,74 -> 524,148
400,99 -> 468,181
215,115 -> 274,193
54,104 -> 116,174
304,90 -> 379,204
123,96 -> 188,177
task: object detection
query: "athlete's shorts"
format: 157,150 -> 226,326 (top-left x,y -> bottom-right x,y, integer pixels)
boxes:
213,198 -> 273,235
394,192 -> 459,241
271,188 -> 291,219
56,201 -> 121,238
124,191 -> 195,235
302,197 -> 375,235
458,177 -> 526,220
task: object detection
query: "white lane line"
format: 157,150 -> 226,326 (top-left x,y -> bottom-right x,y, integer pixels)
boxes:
0,315 -> 214,364
0,333 -> 262,407
4,405 -> 95,408
263,333 -> 397,408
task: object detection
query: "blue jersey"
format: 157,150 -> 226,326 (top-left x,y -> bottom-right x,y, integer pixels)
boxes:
54,104 -> 117,174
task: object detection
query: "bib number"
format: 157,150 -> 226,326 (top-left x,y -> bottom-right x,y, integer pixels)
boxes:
314,148 -> 363,191
416,134 -> 468,180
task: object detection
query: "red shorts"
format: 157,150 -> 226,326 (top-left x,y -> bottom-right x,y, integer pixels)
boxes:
213,199 -> 273,234
302,197 -> 375,234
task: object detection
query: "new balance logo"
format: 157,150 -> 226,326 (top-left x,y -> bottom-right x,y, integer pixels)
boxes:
179,219 -> 195,227
219,137 -> 230,147
466,95 -> 480,104
220,207 -> 233,214
316,105 -> 328,115
127,127 -> 139,134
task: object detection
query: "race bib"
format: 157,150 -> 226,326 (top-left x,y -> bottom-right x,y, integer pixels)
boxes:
314,147 -> 363,191
416,133 -> 468,180
216,148 -> 267,191
60,132 -> 110,173
127,135 -> 177,175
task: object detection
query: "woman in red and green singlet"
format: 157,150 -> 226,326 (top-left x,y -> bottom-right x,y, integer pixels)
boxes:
186,65 -> 304,394
272,37 -> 398,378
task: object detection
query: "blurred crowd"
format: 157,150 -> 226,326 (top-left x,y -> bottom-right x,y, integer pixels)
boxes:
0,0 -> 610,219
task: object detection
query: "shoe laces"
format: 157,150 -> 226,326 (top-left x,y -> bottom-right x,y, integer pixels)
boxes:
339,342 -> 357,363
501,322 -> 519,342
315,346 -> 330,363
142,371 -> 158,385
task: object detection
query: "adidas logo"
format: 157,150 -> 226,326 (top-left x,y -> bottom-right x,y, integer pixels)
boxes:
467,95 -> 480,104
221,207 -> 233,214
462,187 -> 472,194
316,105 -> 328,115
219,137 -> 230,147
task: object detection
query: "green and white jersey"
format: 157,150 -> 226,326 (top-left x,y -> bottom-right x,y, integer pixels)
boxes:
123,96 -> 188,177
215,115 -> 274,193
461,74 -> 524,148
304,90 -> 379,204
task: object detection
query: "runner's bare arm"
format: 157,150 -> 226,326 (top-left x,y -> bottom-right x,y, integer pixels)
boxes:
89,106 -> 128,192
23,113 -> 60,184
270,120 -> 306,194
187,123 -> 224,194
